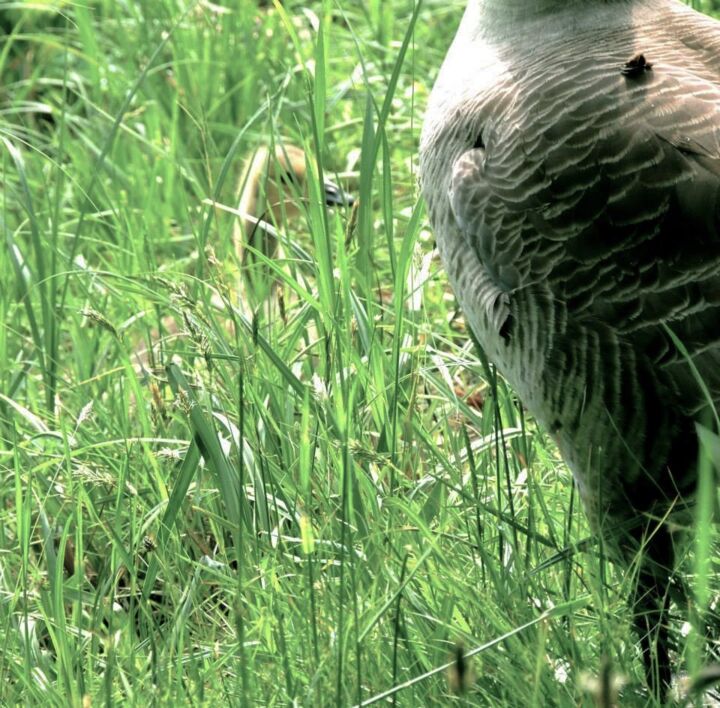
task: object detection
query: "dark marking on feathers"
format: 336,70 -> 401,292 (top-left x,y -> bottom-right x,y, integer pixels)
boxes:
279,170 -> 300,187
621,53 -> 653,77
499,312 -> 513,341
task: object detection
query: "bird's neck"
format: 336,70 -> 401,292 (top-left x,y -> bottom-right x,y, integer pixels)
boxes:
477,0 -> 633,13
465,0 -> 645,40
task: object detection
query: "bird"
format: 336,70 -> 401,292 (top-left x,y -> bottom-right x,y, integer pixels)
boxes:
234,143 -> 353,306
135,144 -> 353,370
420,0 -> 720,698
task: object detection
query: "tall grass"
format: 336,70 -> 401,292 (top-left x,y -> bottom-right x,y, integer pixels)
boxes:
0,1 -> 718,705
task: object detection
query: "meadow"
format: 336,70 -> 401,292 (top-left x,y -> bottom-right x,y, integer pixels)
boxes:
2,0 -> 720,705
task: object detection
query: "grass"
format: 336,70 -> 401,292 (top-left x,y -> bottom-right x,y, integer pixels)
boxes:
1,0 -> 720,705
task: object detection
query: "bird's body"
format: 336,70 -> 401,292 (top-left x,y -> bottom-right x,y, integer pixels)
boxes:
420,0 -> 720,693
234,144 -> 352,306
235,144 -> 307,268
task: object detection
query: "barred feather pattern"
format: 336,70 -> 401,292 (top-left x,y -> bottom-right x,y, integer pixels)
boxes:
421,0 -> 720,532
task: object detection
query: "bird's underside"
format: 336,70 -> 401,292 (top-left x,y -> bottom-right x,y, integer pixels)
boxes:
424,11 -> 720,530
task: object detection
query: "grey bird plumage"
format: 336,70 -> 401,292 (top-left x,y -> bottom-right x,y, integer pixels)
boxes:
420,0 -> 720,696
